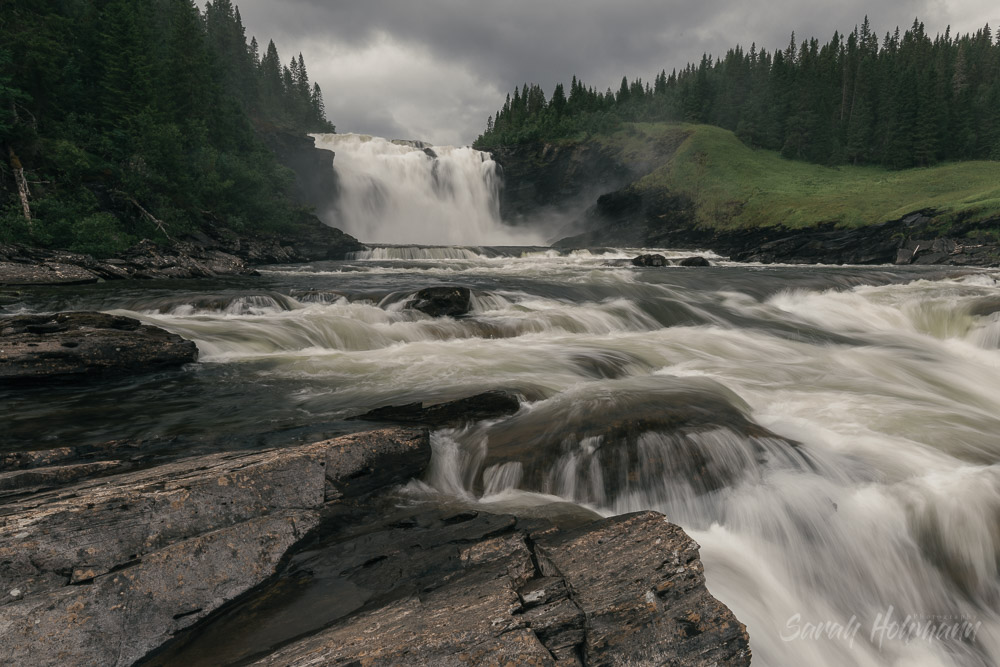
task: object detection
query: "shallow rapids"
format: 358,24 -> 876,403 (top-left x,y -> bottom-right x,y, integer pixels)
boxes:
4,248 -> 1000,666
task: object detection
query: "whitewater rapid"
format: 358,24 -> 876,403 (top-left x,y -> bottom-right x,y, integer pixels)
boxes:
7,248 -> 1000,666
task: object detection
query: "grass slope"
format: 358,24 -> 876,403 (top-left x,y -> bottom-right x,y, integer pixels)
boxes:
592,123 -> 1000,232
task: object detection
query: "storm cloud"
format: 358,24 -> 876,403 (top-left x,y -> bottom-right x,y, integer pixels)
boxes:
234,0 -> 998,145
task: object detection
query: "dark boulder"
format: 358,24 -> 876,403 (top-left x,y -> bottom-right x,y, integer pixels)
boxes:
631,253 -> 668,267
0,312 -> 198,384
405,285 -> 472,317
350,389 -> 521,427
679,255 -> 712,267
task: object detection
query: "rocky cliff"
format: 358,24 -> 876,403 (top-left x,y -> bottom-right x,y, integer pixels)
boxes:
1,404 -> 750,666
256,131 -> 340,226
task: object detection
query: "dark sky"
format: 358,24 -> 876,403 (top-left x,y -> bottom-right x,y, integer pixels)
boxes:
234,1 -> 997,146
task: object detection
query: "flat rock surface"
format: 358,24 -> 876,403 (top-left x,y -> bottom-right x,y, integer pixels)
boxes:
0,427 -> 430,667
0,311 -> 198,384
227,510 -> 749,667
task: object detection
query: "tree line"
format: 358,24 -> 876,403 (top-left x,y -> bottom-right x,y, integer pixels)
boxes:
1,0 -> 335,256
475,18 -> 1000,169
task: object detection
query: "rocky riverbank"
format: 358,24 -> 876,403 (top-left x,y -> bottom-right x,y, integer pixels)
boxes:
493,138 -> 1000,267
557,196 -> 1000,266
1,422 -> 750,666
0,216 -> 362,287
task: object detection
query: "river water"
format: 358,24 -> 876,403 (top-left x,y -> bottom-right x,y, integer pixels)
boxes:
5,246 -> 1000,666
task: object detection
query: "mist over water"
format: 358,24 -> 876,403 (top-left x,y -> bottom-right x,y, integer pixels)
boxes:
312,133 -> 545,245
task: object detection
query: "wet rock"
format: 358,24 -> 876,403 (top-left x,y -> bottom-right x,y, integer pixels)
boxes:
631,253 -> 668,267
534,511 -> 751,665
164,505 -> 747,667
350,389 -> 521,427
968,296 -> 1000,317
0,427 -> 430,667
482,377 -> 807,501
406,285 -> 473,317
0,260 -> 100,286
0,312 -> 198,384
0,460 -> 126,497
679,255 -> 711,267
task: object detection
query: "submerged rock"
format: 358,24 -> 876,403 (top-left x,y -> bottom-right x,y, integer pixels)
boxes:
632,253 -> 668,267
0,312 -> 198,384
679,255 -> 712,267
350,389 -> 521,427
405,285 -> 473,317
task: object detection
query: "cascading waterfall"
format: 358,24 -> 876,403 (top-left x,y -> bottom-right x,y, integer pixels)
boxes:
312,133 -> 543,245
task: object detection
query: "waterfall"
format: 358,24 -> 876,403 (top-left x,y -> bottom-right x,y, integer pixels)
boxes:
312,133 -> 542,245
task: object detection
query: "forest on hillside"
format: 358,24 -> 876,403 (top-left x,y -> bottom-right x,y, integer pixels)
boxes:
475,18 -> 1000,169
0,0 -> 334,256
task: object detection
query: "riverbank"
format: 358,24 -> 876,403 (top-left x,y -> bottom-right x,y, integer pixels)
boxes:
0,217 -> 362,288
494,122 -> 1000,266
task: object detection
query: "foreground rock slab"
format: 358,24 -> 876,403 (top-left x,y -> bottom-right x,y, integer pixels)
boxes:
0,312 -> 197,384
0,428 -> 430,667
243,511 -> 750,667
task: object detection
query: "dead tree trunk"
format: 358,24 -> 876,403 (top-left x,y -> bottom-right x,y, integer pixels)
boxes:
8,148 -> 32,227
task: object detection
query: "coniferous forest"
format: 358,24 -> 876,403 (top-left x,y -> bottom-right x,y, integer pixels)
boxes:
0,0 -> 334,256
476,18 -> 1000,169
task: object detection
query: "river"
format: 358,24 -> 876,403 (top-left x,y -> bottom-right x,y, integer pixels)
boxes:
4,245 -> 1000,666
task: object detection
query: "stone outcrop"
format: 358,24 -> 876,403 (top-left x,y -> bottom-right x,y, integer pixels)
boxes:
351,389 -> 522,427
679,256 -> 712,267
0,312 -> 197,384
0,428 -> 431,667
230,512 -> 750,667
0,216 -> 363,286
405,285 -> 473,317
256,131 -> 339,219
1,420 -> 751,666
631,253 -> 668,267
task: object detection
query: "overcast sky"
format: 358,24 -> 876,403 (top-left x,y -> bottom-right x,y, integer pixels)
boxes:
234,1 -> 997,146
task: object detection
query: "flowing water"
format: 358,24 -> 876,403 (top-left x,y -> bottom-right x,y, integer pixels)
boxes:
313,133 -> 546,245
5,249 -> 1000,666
5,138 -> 1000,665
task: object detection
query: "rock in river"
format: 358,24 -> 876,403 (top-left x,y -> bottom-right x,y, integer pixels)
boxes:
406,285 -> 473,317
0,312 -> 197,384
350,389 -> 522,427
632,253 -> 668,267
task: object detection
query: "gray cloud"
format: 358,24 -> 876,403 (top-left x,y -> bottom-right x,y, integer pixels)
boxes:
234,0 -> 998,145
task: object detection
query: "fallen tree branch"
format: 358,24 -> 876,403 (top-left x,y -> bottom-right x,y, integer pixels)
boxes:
8,147 -> 32,227
116,191 -> 175,243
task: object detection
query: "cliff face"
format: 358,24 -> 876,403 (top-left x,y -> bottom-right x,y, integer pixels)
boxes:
490,141 -> 633,229
256,131 -> 340,226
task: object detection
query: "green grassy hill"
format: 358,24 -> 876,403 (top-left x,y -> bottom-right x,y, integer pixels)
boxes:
592,123 -> 1000,232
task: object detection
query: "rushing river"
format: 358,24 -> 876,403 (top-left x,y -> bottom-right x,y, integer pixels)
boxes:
4,247 -> 1000,666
